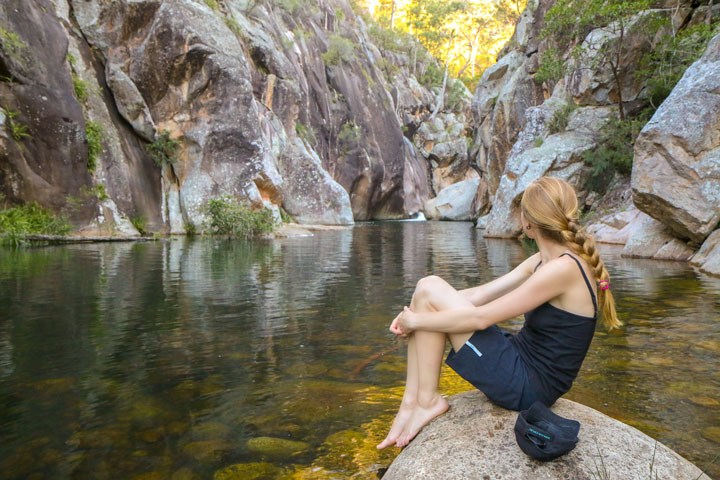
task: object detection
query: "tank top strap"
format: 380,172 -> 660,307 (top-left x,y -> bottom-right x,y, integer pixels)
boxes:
559,253 -> 597,316
534,259 -> 542,272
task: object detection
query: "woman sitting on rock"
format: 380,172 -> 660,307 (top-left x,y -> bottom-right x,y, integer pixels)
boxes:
377,176 -> 621,449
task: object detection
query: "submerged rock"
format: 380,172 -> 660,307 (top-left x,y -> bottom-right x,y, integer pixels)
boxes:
182,439 -> 233,464
384,390 -> 710,479
246,436 -> 309,458
213,462 -> 281,480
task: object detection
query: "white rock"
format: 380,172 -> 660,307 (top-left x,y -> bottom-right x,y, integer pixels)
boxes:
424,178 -> 481,221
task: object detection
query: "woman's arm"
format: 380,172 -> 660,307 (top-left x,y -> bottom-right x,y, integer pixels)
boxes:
399,256 -> 577,334
459,253 -> 541,307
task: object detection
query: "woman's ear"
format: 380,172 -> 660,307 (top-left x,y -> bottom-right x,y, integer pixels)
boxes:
524,223 -> 536,238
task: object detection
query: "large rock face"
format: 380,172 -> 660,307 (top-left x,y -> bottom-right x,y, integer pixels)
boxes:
384,390 -> 710,480
1,0 -> 453,231
566,12 -> 662,108
471,0 -> 717,259
632,33 -> 720,245
0,0 -> 95,221
471,50 -> 544,198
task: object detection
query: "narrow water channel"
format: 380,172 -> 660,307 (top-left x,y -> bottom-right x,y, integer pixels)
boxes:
0,222 -> 718,479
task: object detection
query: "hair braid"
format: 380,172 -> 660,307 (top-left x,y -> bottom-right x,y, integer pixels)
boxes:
562,217 -> 621,330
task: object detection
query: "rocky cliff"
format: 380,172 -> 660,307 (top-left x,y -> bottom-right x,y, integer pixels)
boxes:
467,0 -> 720,275
0,0 -> 473,234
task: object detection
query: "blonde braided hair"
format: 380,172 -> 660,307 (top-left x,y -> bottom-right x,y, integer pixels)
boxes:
520,177 -> 621,330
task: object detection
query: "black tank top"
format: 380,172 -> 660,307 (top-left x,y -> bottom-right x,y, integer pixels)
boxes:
508,253 -> 597,405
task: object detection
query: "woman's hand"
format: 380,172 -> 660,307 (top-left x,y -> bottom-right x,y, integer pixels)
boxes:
389,306 -> 418,337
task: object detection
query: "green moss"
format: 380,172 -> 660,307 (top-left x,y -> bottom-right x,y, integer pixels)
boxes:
535,47 -> 565,84
295,121 -> 316,145
533,137 -> 544,148
224,16 -> 242,36
322,35 -> 356,66
80,184 -> 109,201
202,195 -> 278,238
204,0 -> 220,10
547,103 -> 576,135
338,121 -> 360,146
1,107 -> 31,142
419,61 -> 443,88
272,0 -> 309,14
489,95 -> 499,109
583,110 -> 651,193
72,76 -> 90,103
293,27 -> 311,41
147,130 -> 180,167
130,215 -> 147,236
359,66 -> 374,86
279,208 -> 293,224
85,121 -> 104,172
0,27 -> 26,62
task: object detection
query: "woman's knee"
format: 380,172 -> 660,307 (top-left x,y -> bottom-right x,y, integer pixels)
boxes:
415,275 -> 445,298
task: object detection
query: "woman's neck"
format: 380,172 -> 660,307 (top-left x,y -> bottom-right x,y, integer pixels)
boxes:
536,235 -> 571,265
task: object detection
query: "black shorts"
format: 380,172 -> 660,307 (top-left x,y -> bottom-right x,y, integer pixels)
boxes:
445,326 -> 539,411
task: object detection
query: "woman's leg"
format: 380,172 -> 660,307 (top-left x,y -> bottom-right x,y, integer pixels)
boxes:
395,328 -> 449,447
379,275 -> 477,448
377,294 -> 421,449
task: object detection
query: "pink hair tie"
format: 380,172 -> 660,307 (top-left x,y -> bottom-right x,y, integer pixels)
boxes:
599,280 -> 610,290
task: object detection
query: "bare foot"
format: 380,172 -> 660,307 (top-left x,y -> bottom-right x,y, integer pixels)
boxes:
377,403 -> 415,449
395,396 -> 449,448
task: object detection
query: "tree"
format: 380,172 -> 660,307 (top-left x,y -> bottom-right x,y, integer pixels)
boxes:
361,0 -> 527,90
541,0 -> 653,120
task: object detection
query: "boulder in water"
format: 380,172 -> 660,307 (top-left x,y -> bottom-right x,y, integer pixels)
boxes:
424,179 -> 481,221
383,390 -> 710,479
622,213 -> 694,261
691,229 -> 720,277
246,436 -> 310,459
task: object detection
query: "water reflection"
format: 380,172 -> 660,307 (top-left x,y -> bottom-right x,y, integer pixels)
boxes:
0,224 -> 718,479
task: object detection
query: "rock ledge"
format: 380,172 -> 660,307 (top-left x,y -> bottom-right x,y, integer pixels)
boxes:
384,390 -> 710,480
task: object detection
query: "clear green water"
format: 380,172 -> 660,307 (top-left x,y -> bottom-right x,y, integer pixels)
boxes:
0,222 -> 718,479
